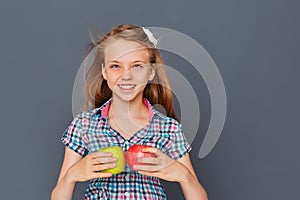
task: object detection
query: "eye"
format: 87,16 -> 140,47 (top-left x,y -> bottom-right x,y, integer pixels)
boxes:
133,64 -> 144,69
109,64 -> 120,69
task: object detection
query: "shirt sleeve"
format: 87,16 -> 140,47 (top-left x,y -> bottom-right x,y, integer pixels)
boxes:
167,123 -> 192,160
61,113 -> 88,157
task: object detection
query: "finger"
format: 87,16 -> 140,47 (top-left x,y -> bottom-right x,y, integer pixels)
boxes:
90,151 -> 113,158
133,164 -> 159,172
92,172 -> 113,179
138,157 -> 159,165
92,157 -> 118,165
141,147 -> 159,154
142,147 -> 161,157
137,170 -> 160,178
135,162 -> 170,171
92,163 -> 116,172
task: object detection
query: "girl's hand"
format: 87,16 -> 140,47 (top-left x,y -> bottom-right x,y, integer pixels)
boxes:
66,152 -> 117,183
134,147 -> 189,183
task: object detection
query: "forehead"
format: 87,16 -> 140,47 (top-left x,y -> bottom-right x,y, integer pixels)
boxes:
104,39 -> 150,64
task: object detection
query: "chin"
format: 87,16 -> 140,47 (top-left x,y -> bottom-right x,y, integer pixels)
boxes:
114,92 -> 143,103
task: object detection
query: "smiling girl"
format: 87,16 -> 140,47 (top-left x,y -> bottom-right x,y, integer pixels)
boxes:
51,24 -> 208,200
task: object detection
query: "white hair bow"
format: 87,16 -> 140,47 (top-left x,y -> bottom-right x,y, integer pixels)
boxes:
142,27 -> 158,48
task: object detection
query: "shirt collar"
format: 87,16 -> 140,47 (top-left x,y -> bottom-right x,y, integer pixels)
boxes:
95,97 -> 161,121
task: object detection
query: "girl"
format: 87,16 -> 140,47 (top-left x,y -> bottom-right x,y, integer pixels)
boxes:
51,24 -> 208,200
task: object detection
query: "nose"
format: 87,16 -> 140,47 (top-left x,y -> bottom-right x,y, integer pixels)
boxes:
121,68 -> 133,80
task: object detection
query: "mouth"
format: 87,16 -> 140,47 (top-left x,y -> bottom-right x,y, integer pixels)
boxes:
118,84 -> 136,90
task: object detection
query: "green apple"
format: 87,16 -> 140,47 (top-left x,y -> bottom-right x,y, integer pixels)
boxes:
98,146 -> 125,174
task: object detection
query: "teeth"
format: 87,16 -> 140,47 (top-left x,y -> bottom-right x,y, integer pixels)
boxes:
119,85 -> 135,89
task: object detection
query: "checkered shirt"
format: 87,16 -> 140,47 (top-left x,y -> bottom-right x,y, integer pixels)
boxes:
61,98 -> 191,200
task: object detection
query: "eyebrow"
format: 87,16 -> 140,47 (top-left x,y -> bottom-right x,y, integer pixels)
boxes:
107,60 -> 148,64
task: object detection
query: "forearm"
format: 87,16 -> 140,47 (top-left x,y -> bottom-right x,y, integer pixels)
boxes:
179,171 -> 208,200
51,173 -> 76,200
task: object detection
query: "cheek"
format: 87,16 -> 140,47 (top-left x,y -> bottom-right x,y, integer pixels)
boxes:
106,74 -> 121,90
135,71 -> 152,83
106,71 -> 121,82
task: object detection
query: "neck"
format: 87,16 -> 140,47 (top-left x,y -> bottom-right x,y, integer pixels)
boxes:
109,95 -> 148,120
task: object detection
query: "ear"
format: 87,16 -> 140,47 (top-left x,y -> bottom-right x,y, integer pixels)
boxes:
148,65 -> 156,81
102,63 -> 107,80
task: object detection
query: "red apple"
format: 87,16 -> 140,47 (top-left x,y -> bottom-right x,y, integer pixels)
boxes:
126,144 -> 156,170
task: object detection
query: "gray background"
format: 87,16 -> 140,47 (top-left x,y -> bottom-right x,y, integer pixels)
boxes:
0,0 -> 299,199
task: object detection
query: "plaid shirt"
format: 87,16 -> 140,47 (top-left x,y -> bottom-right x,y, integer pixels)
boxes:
61,98 -> 191,200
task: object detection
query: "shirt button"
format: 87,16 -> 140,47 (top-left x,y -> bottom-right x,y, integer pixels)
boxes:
125,174 -> 130,181
124,192 -> 129,197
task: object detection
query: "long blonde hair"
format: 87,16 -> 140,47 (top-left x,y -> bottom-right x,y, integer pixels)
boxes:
82,24 -> 178,121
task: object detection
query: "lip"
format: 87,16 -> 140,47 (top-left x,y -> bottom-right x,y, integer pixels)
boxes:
118,84 -> 136,86
118,84 -> 136,91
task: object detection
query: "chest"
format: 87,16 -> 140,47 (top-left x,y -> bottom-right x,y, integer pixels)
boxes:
108,117 -> 149,140
82,117 -> 173,155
